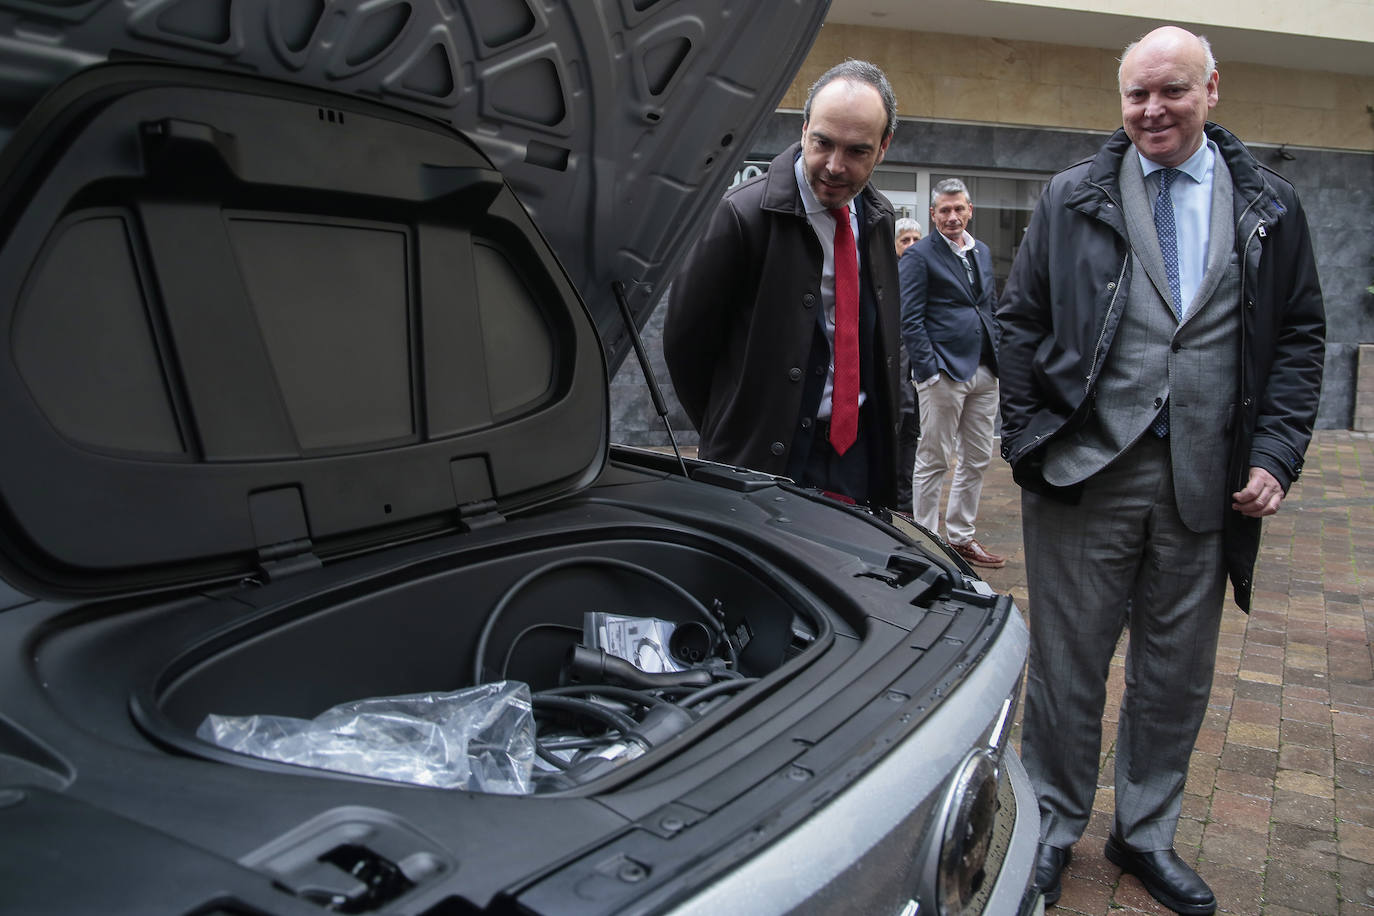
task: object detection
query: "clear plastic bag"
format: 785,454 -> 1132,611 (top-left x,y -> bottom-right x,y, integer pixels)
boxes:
196,680 -> 535,794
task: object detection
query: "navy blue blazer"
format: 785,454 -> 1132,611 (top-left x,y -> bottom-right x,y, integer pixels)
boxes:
899,233 -> 998,383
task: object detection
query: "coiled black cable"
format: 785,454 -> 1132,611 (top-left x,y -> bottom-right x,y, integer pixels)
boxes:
677,677 -> 760,707
472,555 -> 735,683
535,744 -> 573,770
538,683 -> 672,708
498,623 -> 584,679
531,694 -> 639,737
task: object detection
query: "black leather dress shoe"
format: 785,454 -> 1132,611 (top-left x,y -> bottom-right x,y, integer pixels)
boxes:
1104,834 -> 1216,915
1033,842 -> 1071,906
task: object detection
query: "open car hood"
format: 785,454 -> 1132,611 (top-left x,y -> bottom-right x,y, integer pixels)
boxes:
0,0 -> 830,370
0,0 -> 830,596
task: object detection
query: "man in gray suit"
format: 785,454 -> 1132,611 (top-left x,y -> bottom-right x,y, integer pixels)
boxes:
997,26 -> 1325,914
900,179 -> 1006,568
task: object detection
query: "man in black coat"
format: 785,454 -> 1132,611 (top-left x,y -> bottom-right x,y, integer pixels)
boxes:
664,60 -> 903,507
997,26 -> 1325,914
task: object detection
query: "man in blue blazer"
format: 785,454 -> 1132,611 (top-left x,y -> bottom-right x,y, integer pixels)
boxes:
900,178 -> 1005,567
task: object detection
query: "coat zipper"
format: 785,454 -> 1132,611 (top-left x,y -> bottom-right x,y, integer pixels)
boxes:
1234,198 -> 1266,488
1083,181 -> 1128,395
1235,187 -> 1267,367
1086,255 -> 1129,393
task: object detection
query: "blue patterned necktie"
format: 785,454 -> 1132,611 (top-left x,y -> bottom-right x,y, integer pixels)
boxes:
1151,168 -> 1181,438
1154,168 -> 1183,318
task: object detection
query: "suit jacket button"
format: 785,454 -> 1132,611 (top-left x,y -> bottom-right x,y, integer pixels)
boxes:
803,293 -> 816,308
815,365 -> 825,376
770,441 -> 785,455
789,367 -> 802,382
1154,397 -> 1163,407
801,417 -> 813,430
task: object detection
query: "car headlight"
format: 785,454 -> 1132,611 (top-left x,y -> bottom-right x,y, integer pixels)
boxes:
934,678 -> 1023,915
936,748 -> 1001,914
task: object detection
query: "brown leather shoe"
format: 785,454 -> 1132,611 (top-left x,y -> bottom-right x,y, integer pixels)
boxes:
951,538 -> 1006,568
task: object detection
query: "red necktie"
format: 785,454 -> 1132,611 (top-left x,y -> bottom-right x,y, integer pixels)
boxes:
828,207 -> 859,455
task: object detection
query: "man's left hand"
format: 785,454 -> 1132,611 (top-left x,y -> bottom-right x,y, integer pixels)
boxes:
1232,467 -> 1285,517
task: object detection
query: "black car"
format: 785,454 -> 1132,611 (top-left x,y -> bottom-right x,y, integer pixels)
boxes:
0,1 -> 1038,913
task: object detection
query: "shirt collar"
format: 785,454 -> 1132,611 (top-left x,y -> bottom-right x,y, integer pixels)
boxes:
940,229 -> 976,255
1137,138 -> 1213,185
793,154 -> 854,219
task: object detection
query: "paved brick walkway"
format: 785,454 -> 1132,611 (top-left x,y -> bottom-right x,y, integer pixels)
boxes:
971,429 -> 1374,915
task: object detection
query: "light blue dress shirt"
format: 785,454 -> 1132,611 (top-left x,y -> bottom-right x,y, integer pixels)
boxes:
1138,139 -> 1215,318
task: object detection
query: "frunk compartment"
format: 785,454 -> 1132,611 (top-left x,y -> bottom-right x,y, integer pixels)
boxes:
144,532 -> 826,794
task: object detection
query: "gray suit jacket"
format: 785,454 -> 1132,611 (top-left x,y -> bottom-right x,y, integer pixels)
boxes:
1043,146 -> 1241,532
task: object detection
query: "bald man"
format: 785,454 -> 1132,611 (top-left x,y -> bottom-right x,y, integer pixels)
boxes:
997,26 -> 1324,913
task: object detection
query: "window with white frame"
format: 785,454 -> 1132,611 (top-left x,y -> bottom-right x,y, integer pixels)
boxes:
873,167 -> 1049,293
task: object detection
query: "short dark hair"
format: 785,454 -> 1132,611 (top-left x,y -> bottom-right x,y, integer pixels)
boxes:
802,60 -> 898,142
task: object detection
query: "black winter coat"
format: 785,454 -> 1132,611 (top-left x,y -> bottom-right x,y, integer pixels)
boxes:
664,142 -> 903,507
997,124 -> 1325,611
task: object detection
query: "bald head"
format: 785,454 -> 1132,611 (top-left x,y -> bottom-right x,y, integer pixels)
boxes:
1118,26 -> 1219,167
1118,27 -> 1215,93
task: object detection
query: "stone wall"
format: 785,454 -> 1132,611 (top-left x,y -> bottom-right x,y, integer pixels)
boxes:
786,23 -> 1374,154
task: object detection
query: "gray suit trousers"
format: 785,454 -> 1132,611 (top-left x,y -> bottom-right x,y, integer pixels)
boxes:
1020,434 -> 1227,851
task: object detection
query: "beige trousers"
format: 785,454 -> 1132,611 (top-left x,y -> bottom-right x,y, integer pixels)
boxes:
911,364 -> 998,544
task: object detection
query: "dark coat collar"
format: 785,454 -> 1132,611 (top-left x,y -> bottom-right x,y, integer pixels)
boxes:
1067,123 -> 1282,226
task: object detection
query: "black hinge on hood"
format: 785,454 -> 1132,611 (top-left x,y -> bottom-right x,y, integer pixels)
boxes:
257,538 -> 322,582
250,487 -> 321,582
459,499 -> 505,531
